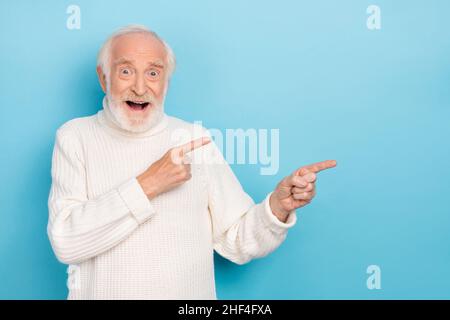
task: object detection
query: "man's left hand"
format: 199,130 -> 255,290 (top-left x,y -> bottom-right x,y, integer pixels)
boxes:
269,160 -> 337,222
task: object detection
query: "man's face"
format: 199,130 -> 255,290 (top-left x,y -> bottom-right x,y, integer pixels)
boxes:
104,33 -> 169,132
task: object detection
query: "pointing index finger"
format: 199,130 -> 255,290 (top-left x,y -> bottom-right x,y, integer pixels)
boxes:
178,137 -> 211,155
296,160 -> 337,176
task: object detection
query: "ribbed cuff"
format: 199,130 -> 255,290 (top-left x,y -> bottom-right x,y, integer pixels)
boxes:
117,178 -> 156,225
261,192 -> 297,233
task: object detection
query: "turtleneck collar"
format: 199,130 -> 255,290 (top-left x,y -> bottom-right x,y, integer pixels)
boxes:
96,96 -> 169,139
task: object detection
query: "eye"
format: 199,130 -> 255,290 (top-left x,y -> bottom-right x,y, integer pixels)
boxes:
119,67 -> 133,77
147,69 -> 160,79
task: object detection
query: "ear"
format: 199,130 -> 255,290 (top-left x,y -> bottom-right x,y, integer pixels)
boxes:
96,66 -> 107,93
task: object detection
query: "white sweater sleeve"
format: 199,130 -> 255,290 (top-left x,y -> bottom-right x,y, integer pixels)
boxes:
47,129 -> 156,265
205,140 -> 297,265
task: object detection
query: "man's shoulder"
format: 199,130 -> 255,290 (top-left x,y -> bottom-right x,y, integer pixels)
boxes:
55,114 -> 98,140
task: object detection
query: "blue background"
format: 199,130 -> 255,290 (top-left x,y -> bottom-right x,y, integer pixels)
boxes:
1,0 -> 449,299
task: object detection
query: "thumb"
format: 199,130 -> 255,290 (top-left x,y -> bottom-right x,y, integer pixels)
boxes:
296,167 -> 310,176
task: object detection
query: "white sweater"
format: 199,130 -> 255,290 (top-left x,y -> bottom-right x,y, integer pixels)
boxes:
47,98 -> 297,300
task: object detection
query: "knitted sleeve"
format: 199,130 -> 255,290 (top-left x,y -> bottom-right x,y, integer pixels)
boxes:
204,138 -> 297,265
47,128 -> 156,265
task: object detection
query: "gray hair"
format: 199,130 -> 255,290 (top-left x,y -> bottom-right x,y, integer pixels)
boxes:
96,24 -> 176,84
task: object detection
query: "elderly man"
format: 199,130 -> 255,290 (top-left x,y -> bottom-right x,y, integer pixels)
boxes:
47,25 -> 336,300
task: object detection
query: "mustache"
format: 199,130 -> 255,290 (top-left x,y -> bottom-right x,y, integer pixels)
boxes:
107,92 -> 162,109
107,92 -> 156,104
123,95 -> 156,103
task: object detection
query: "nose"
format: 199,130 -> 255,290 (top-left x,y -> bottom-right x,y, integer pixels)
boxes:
132,73 -> 147,96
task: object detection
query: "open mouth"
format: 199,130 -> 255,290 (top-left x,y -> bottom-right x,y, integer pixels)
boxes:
125,100 -> 150,110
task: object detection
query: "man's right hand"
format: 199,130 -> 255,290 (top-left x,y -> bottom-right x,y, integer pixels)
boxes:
137,137 -> 211,199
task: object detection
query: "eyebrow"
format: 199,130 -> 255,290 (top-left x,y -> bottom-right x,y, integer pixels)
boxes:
113,57 -> 165,69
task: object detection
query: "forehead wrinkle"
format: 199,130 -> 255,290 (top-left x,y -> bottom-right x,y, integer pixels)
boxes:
112,57 -> 134,66
112,56 -> 165,71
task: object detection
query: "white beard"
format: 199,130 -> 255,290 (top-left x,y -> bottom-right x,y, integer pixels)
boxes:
105,93 -> 165,133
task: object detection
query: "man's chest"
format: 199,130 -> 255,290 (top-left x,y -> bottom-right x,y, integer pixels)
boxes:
83,137 -> 209,216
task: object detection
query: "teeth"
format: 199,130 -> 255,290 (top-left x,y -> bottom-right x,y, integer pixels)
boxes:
126,101 -> 146,104
126,100 -> 149,110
